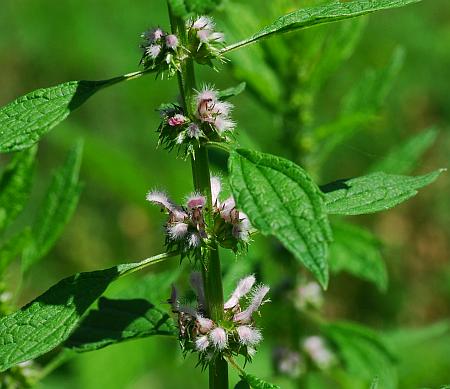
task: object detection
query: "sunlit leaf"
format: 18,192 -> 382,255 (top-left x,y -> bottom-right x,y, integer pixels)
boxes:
229,149 -> 332,288
0,252 -> 177,371
322,169 -> 444,215
0,71 -> 147,153
222,0 -> 421,53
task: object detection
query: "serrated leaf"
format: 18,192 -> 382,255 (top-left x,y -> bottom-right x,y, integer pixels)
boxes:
329,221 -> 387,291
218,82 -> 246,101
369,128 -> 438,175
323,321 -> 397,389
0,147 -> 37,231
66,268 -> 181,353
0,71 -> 147,153
239,372 -> 280,389
322,169 -> 444,216
21,142 -> 83,272
0,251 -> 177,371
223,0 -> 421,53
229,149 -> 332,288
0,229 -> 31,277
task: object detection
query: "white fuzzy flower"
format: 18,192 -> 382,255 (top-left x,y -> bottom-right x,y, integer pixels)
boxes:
220,197 -> 236,221
296,282 -> 323,310
224,275 -> 256,309
210,176 -> 222,206
209,32 -> 225,42
234,285 -> 270,323
188,232 -> 202,248
213,116 -> 235,134
192,16 -> 215,31
195,335 -> 210,352
146,44 -> 161,59
197,316 -> 215,334
209,327 -> 228,350
236,325 -> 262,346
146,190 -> 174,211
167,222 -> 188,240
232,213 -> 251,241
187,123 -> 202,139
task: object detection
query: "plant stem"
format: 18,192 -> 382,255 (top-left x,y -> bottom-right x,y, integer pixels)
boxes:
167,4 -> 228,388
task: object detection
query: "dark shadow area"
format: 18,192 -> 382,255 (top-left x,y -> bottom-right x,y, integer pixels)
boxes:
65,297 -> 176,352
319,178 -> 351,193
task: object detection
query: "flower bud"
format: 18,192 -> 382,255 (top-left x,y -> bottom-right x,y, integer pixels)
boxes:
234,285 -> 270,323
195,335 -> 210,352
224,275 -> 256,309
165,34 -> 179,49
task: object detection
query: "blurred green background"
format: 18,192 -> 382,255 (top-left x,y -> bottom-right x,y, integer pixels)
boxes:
0,0 -> 449,388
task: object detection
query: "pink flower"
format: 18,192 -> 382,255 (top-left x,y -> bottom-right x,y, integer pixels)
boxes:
209,327 -> 227,350
195,335 -> 210,352
165,34 -> 179,49
234,285 -> 270,324
224,275 -> 256,310
210,176 -> 222,206
186,193 -> 206,210
236,325 -> 262,346
192,16 -> 214,31
197,316 -> 214,334
168,114 -> 187,126
146,190 -> 174,211
188,232 -> 201,248
146,44 -> 161,59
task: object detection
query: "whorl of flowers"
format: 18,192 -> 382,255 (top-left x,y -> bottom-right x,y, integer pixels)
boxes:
140,27 -> 186,77
186,16 -> 226,67
146,176 -> 250,259
170,274 -> 270,365
157,85 -> 235,157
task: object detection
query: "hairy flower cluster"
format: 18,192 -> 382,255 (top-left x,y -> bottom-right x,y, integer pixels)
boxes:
157,86 -> 235,157
294,281 -> 323,311
140,27 -> 186,77
186,16 -> 226,67
146,176 -> 250,259
170,274 -> 269,366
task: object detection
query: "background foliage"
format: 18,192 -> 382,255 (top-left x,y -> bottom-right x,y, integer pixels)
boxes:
0,0 -> 449,388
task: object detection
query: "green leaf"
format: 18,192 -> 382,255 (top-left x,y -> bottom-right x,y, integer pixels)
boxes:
21,142 -> 83,272
329,221 -> 387,291
66,268 -> 181,353
222,0 -> 421,53
229,149 -> 332,288
0,71 -> 148,153
0,229 -> 31,277
322,169 -> 444,216
239,372 -> 280,389
0,251 -> 177,371
323,321 -> 397,389
369,128 -> 438,175
218,82 -> 246,101
0,147 -> 37,231
65,297 -> 176,353
167,0 -> 189,17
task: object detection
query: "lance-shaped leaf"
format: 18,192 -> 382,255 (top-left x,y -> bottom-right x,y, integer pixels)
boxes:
229,149 -> 332,288
222,0 -> 421,53
238,373 -> 280,389
218,82 -> 246,101
65,267 -> 181,353
0,147 -> 37,231
322,169 -> 444,216
369,128 -> 438,175
0,251 -> 177,371
329,221 -> 387,291
0,70 -> 148,153
323,321 -> 397,389
21,142 -> 83,272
